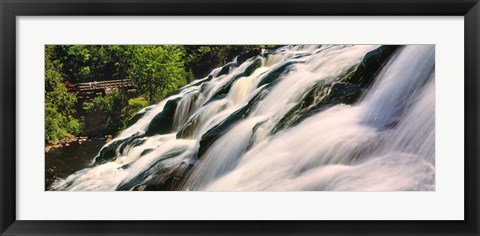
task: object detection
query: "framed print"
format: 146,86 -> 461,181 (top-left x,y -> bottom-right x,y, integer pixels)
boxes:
1,0 -> 479,235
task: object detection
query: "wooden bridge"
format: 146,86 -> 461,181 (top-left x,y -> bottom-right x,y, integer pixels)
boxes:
70,79 -> 134,97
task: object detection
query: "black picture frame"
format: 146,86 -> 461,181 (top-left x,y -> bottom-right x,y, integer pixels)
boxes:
1,0 -> 479,235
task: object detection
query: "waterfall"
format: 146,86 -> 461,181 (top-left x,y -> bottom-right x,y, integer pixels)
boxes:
51,45 -> 435,191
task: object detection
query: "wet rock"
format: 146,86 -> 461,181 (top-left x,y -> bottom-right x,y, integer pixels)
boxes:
126,109 -> 149,128
271,46 -> 401,135
217,62 -> 238,77
237,48 -> 262,65
176,115 -> 200,139
184,75 -> 214,92
256,60 -> 304,88
198,87 -> 270,158
93,132 -> 144,165
116,148 -> 189,191
145,97 -> 182,136
208,58 -> 262,101
140,148 -> 153,157
344,45 -> 401,86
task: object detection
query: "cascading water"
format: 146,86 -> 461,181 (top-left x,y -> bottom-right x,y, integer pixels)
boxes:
51,45 -> 435,191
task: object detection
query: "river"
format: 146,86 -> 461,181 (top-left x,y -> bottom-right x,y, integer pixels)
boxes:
45,139 -> 106,190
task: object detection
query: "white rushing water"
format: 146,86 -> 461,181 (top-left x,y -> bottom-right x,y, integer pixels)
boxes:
52,45 -> 435,191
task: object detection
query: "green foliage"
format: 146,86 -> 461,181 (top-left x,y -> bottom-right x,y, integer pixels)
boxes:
84,91 -> 149,135
128,97 -> 149,109
45,45 -> 82,142
125,45 -> 188,103
53,45 -> 133,84
51,45 -> 192,104
83,90 -> 130,134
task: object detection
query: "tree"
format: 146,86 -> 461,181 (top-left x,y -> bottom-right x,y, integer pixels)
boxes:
83,89 -> 129,134
126,45 -> 188,103
45,45 -> 82,142
53,45 -> 132,83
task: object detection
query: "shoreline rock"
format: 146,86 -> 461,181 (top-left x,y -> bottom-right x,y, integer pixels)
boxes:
45,135 -> 111,153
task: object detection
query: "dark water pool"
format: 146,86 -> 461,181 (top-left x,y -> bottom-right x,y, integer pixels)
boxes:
45,139 -> 106,190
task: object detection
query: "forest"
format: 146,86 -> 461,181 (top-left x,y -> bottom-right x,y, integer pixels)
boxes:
45,45 -> 270,143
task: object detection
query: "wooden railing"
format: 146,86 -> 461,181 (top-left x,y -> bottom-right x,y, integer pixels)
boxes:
74,79 -> 133,92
